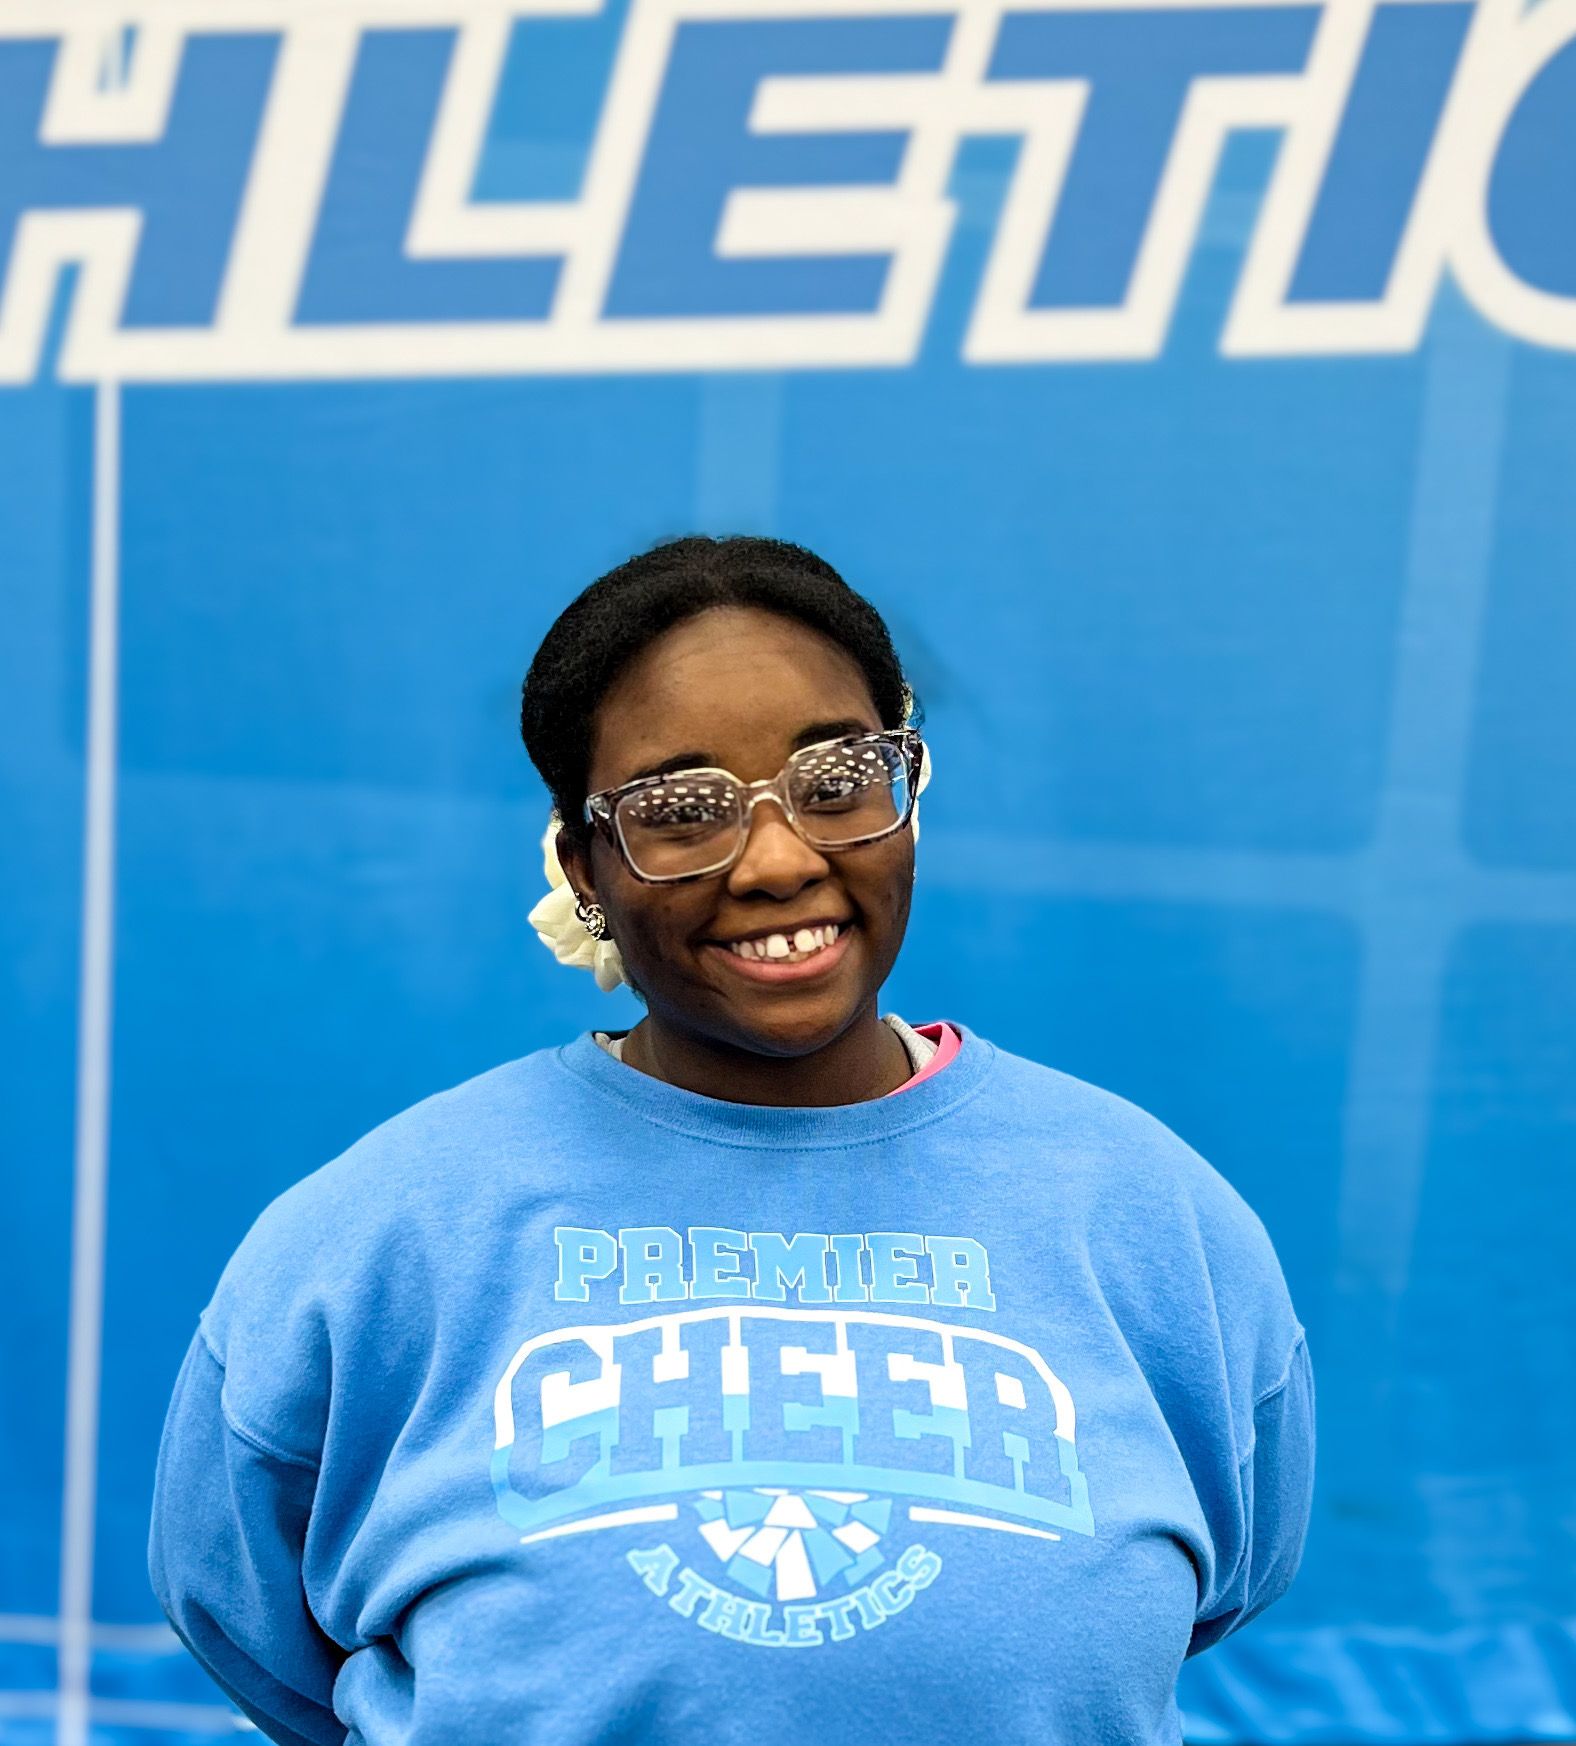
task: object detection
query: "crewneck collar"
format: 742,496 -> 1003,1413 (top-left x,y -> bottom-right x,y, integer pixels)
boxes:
553,1021 -> 994,1150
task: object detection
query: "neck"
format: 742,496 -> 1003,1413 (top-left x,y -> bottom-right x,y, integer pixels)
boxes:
617,1004 -> 913,1106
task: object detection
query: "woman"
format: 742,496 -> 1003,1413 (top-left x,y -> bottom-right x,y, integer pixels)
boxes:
149,535 -> 1314,1744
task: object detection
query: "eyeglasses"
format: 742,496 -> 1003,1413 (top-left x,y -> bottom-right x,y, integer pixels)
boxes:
583,728 -> 925,884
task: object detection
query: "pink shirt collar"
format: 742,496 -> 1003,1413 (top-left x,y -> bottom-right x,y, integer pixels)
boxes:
883,1020 -> 964,1096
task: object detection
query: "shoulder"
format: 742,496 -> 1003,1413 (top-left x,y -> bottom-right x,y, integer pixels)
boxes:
289,1040 -> 564,1200
974,1035 -> 1301,1378
188,1043 -> 582,1461
972,1036 -> 1253,1212
200,1043 -> 570,1339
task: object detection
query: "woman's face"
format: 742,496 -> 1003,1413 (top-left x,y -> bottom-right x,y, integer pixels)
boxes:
562,605 -> 915,1058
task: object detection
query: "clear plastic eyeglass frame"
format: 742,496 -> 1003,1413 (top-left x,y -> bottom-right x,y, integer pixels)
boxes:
582,727 -> 925,885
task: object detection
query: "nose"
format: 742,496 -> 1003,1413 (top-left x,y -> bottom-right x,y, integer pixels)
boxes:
725,793 -> 831,898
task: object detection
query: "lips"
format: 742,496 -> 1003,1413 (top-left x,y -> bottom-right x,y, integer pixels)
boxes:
717,920 -> 845,963
702,920 -> 856,985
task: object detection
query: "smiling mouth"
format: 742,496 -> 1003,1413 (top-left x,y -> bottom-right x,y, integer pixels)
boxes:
703,921 -> 855,983
719,921 -> 845,965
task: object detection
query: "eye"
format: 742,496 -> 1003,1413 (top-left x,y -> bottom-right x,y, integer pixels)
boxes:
652,797 -> 721,827
623,781 -> 734,834
794,744 -> 890,811
805,770 -> 862,806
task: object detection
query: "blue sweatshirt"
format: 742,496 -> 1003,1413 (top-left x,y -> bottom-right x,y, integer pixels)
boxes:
148,1022 -> 1314,1745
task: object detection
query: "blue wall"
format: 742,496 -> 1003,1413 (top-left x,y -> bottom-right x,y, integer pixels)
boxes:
4,7 -> 1575,1740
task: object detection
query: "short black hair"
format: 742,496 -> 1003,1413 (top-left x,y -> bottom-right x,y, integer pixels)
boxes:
520,535 -> 916,849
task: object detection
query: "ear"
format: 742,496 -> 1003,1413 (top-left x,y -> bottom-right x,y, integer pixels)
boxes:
556,825 -> 596,908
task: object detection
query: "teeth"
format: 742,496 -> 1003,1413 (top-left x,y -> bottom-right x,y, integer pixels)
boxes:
724,922 -> 842,963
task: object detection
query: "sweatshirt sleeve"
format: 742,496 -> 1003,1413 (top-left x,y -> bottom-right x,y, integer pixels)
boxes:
1186,1330 -> 1316,1659
147,1328 -> 348,1746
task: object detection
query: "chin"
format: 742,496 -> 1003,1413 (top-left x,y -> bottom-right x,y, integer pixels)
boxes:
727,996 -> 868,1059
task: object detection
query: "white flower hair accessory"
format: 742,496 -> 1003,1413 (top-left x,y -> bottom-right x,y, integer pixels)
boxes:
529,719 -> 932,994
529,819 -> 630,994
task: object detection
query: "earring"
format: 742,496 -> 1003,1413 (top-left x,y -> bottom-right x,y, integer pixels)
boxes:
574,895 -> 608,939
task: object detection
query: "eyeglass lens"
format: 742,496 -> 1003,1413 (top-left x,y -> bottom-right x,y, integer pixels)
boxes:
613,737 -> 912,879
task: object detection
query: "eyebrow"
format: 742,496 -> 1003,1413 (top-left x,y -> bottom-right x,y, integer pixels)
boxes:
622,718 -> 876,785
792,716 -> 879,752
623,754 -> 711,785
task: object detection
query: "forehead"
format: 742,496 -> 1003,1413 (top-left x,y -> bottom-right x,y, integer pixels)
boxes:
588,606 -> 881,789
